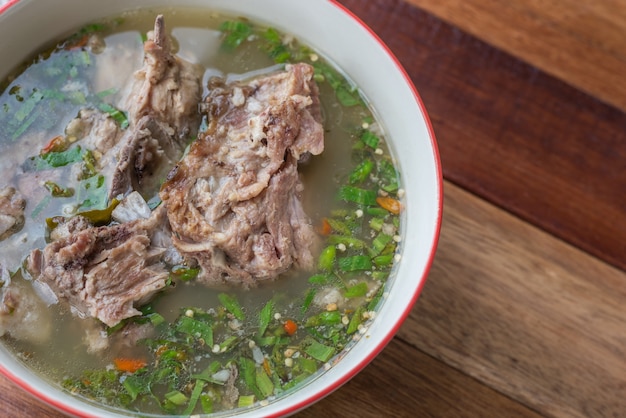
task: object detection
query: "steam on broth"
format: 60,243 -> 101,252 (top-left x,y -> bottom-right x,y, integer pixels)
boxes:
0,7 -> 403,415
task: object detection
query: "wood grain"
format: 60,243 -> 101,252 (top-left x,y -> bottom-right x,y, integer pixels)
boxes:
339,0 -> 626,272
0,377 -> 64,417
401,182 -> 626,417
403,0 -> 626,113
297,338 -> 543,418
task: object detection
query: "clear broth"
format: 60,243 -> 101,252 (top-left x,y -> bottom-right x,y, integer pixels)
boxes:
0,7 -> 402,415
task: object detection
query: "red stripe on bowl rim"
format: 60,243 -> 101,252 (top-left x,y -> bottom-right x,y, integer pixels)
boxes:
270,1 -> 443,417
0,0 -> 19,14
0,0 -> 443,416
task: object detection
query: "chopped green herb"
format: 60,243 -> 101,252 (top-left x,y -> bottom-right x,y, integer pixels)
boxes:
304,339 -> 336,362
35,146 -> 84,170
255,367 -> 274,398
373,254 -> 394,267
217,293 -> 245,321
97,102 -> 129,129
219,335 -> 240,352
366,207 -> 390,217
344,282 -> 369,298
325,218 -> 352,236
368,286 -> 386,311
327,235 -> 367,250
338,186 -> 378,206
175,315 -> 213,347
14,90 -> 43,123
301,288 -> 316,314
239,357 -> 263,399
30,195 -> 51,219
238,394 -> 255,408
182,380 -> 205,416
192,364 -> 228,385
257,300 -> 274,338
146,312 -> 165,326
347,307 -> 365,334
164,390 -> 188,406
200,394 -> 214,414
370,233 -> 393,257
95,87 -> 117,99
369,217 -> 385,231
361,130 -> 380,149
378,159 -> 400,193
338,255 -> 373,272
81,149 -> 98,178
262,27 -> 292,63
297,357 -> 318,374
335,86 -> 362,107
306,310 -> 342,327
317,245 -> 336,271
308,273 -> 330,285
219,20 -> 253,49
147,195 -> 162,210
121,374 -> 144,402
349,159 -> 375,184
312,61 -> 362,107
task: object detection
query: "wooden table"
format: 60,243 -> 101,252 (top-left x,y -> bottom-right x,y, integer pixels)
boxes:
3,0 -> 626,416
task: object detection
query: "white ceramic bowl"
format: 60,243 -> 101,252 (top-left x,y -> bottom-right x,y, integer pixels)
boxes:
0,0 -> 442,416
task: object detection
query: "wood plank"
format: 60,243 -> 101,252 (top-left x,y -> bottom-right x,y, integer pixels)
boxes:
403,0 -> 626,113
0,376 -> 64,417
338,0 -> 626,272
398,181 -> 626,417
297,338 -> 543,418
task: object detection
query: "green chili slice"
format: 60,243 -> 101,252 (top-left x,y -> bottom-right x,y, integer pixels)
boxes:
338,255 -> 372,272
338,186 -> 377,206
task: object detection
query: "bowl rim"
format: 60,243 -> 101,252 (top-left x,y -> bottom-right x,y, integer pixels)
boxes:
0,0 -> 443,416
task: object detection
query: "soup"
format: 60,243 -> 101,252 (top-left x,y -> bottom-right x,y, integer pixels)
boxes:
0,7 -> 403,416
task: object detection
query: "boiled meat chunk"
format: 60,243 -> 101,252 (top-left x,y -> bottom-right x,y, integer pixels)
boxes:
160,63 -> 324,286
108,14 -> 203,200
125,14 -> 203,141
27,207 -> 171,327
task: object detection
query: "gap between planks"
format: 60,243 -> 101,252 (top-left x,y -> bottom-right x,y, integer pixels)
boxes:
403,0 -> 626,113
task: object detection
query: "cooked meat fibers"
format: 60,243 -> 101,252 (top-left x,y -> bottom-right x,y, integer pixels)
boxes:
23,15 -> 203,327
125,15 -> 203,139
161,63 -> 324,286
28,207 -> 170,328
109,15 -> 203,199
